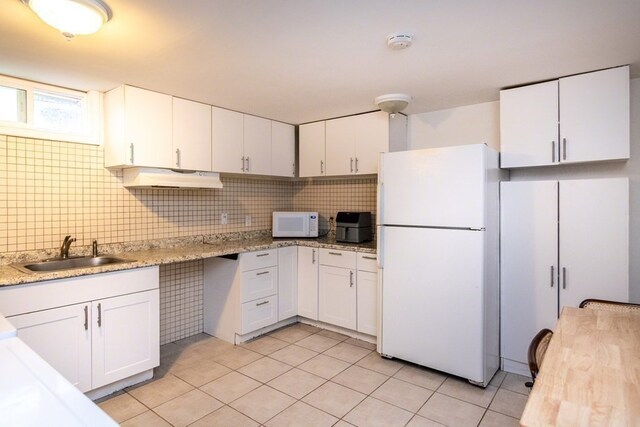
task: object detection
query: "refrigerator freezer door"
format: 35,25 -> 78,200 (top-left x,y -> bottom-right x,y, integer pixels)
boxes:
379,144 -> 486,229
380,226 -> 486,383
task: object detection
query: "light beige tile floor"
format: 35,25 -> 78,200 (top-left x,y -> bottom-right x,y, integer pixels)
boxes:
98,323 -> 531,426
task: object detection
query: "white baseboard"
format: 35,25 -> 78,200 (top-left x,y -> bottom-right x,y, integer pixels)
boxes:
501,358 -> 530,377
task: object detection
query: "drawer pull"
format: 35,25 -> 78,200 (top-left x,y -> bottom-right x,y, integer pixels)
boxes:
362,256 -> 377,260
256,271 -> 269,276
328,251 -> 343,256
256,253 -> 269,257
256,301 -> 269,307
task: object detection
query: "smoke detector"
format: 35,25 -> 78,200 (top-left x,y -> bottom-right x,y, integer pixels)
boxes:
387,33 -> 413,50
375,93 -> 412,115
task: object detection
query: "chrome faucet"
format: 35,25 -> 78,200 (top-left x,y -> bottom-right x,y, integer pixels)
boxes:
60,235 -> 76,259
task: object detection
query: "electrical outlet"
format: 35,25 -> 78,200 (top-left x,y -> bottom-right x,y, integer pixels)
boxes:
220,213 -> 228,224
245,215 -> 252,226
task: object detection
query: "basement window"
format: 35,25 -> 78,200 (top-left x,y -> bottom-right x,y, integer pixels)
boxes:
0,75 -> 101,145
0,85 -> 27,123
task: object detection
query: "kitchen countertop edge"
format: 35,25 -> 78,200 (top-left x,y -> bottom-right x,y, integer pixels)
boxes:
0,238 -> 376,287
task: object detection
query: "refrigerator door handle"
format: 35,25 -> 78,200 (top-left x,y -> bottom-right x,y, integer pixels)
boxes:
377,226 -> 383,269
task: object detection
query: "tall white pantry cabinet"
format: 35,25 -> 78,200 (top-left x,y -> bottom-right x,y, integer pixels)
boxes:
500,178 -> 629,375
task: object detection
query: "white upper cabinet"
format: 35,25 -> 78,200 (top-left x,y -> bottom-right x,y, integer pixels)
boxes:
106,85 -> 293,177
326,112 -> 389,176
243,115 -> 271,175
299,121 -> 326,177
559,67 -> 630,164
104,85 -> 173,168
500,66 -> 629,168
172,98 -> 212,171
271,121 -> 296,177
212,108 -> 284,176
212,106 -> 244,173
326,116 -> 356,176
354,111 -> 390,174
301,111 -> 406,177
500,81 -> 559,168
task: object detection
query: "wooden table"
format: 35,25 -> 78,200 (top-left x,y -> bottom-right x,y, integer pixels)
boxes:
520,306 -> 640,426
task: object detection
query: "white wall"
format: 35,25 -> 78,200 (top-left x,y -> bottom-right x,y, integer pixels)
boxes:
407,78 -> 640,302
408,101 -> 500,151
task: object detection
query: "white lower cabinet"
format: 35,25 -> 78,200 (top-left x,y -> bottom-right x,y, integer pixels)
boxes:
356,253 -> 378,336
8,304 -> 92,392
306,248 -> 378,336
204,249 -> 281,343
319,265 -> 357,330
319,249 -> 357,330
91,291 -> 160,389
278,246 -> 298,321
0,267 -> 160,393
500,178 -> 629,373
297,247 -> 319,320
241,294 -> 278,334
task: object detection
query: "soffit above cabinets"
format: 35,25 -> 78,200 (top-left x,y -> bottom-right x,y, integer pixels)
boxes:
0,0 -> 639,124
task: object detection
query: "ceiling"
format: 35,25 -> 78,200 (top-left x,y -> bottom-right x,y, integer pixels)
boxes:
1,0 -> 639,125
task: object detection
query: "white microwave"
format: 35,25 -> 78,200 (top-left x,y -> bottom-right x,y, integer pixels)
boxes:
272,212 -> 319,238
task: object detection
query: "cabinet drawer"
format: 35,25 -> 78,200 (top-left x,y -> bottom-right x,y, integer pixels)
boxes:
357,253 -> 378,272
319,248 -> 356,269
241,267 -> 278,303
241,249 -> 277,271
241,295 -> 278,334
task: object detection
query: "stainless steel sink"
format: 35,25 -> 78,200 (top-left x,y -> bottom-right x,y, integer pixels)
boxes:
12,256 -> 134,274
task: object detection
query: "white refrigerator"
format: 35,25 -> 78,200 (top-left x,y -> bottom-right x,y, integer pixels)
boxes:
377,144 -> 502,386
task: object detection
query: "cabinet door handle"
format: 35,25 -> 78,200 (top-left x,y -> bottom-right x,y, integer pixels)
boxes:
320,160 -> 324,174
246,156 -> 250,172
312,249 -> 316,264
256,300 -> 269,307
175,148 -> 181,167
550,266 -> 554,288
129,143 -> 134,164
84,305 -> 88,330
350,158 -> 354,173
292,163 -> 295,176
349,270 -> 354,287
355,157 -> 359,173
328,251 -> 342,256
551,141 -> 556,163
562,267 -> 567,289
256,253 -> 269,257
362,255 -> 377,260
97,303 -> 102,327
256,271 -> 269,276
241,156 -> 245,172
562,138 -> 567,161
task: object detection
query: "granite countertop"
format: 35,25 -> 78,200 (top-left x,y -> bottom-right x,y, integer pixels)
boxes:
0,235 -> 376,287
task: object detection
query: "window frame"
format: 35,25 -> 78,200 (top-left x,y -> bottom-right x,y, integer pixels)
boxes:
0,74 -> 101,145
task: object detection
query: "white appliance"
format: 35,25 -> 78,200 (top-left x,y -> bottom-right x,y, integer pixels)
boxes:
272,212 -> 319,238
377,144 -> 502,386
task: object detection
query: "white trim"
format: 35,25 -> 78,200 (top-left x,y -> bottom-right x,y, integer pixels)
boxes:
0,74 -> 102,145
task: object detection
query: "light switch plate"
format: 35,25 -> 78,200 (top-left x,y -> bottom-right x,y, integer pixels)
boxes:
245,215 -> 251,226
221,213 -> 228,224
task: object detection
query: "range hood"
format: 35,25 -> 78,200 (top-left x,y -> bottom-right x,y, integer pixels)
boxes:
122,168 -> 223,189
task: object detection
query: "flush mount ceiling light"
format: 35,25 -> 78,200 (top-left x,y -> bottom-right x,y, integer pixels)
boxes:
21,0 -> 112,39
375,93 -> 412,115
